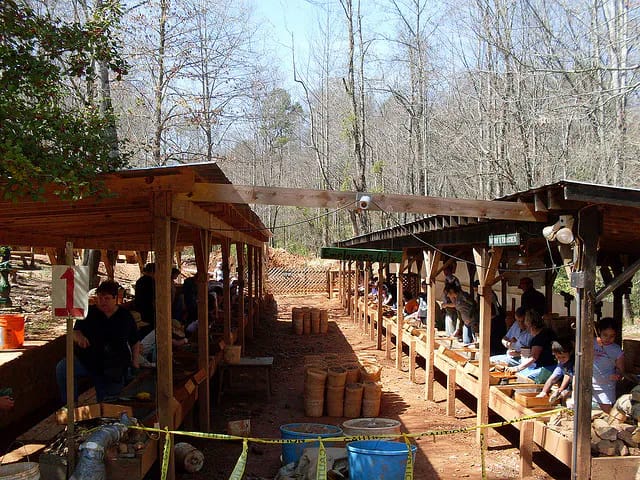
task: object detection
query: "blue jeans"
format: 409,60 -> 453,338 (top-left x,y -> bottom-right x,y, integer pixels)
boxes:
56,358 -> 124,404
520,365 -> 554,384
462,324 -> 477,344
490,353 -> 521,367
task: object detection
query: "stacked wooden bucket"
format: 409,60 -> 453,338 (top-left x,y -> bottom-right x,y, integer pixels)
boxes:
292,307 -> 329,335
303,354 -> 382,418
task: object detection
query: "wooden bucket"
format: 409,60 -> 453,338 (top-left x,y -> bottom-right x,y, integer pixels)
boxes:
343,383 -> 364,418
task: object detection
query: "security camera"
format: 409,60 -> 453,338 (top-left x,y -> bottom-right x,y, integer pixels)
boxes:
357,194 -> 371,210
542,215 -> 574,244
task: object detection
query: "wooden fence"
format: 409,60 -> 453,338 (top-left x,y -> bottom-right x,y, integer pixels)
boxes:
267,267 -> 330,295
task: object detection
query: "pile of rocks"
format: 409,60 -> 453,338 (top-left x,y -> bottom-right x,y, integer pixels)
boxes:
590,416 -> 640,456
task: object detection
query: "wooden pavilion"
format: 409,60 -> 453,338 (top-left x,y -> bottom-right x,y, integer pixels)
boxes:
333,180 -> 640,479
0,163 -> 270,479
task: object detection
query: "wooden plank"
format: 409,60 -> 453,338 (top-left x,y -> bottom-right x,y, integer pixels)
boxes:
409,340 -> 417,383
376,265 -> 383,347
446,368 -> 456,416
424,249 -> 441,401
247,245 -> 255,339
222,239 -> 232,345
172,198 -> 265,246
181,184 -> 546,222
153,192 -> 175,480
519,421 -> 534,479
237,242 -> 246,353
573,206 -> 600,480
474,246 -> 502,444
591,456 -> 640,480
194,229 -> 211,432
363,263 -> 370,335
396,254 -> 406,370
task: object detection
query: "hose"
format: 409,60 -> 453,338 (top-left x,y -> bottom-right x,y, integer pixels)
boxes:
69,413 -> 134,480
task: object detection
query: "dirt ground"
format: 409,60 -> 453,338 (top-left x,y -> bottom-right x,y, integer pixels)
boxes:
171,294 -> 569,480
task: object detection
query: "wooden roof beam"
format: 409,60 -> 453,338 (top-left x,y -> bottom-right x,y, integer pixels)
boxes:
172,199 -> 266,246
179,184 -> 547,222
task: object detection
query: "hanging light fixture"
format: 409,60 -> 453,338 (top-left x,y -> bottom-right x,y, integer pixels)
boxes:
514,245 -> 530,267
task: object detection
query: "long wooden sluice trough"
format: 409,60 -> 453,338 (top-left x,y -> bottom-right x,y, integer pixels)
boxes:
352,296 -> 640,479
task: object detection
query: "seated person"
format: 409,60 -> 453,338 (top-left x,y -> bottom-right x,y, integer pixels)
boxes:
405,291 -> 428,327
56,280 -> 140,403
490,307 -> 532,366
403,290 -> 419,315
181,273 -> 200,325
381,284 -> 394,307
536,338 -> 575,404
139,321 -> 189,366
592,317 -> 624,413
507,309 -> 556,383
134,263 -> 155,339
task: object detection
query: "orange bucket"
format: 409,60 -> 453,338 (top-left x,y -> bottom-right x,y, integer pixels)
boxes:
0,314 -> 25,349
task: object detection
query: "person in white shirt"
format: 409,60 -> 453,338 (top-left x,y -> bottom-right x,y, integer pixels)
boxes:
490,307 -> 532,366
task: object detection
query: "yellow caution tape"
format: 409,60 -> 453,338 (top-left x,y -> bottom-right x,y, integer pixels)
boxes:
128,407 -> 570,479
480,428 -> 487,480
402,433 -> 414,480
160,427 -> 170,480
229,438 -> 248,480
316,439 -> 327,480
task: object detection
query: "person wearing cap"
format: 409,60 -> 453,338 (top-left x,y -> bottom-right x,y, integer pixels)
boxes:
56,280 -> 141,403
518,277 -> 546,316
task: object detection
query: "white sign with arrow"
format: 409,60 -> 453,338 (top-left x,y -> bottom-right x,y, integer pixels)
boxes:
52,266 -> 89,319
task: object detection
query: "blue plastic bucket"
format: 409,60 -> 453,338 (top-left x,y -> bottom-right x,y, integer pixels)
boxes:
279,423 -> 343,465
347,440 -> 417,480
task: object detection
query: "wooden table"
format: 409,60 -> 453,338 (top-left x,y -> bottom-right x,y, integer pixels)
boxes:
217,356 -> 274,404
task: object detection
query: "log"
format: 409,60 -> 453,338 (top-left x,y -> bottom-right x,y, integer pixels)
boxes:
174,442 -> 204,473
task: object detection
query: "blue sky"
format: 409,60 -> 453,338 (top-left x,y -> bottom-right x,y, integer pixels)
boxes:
253,0 -> 323,88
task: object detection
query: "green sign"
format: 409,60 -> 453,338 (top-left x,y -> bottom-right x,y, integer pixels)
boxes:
488,233 -> 520,247
320,247 -> 403,263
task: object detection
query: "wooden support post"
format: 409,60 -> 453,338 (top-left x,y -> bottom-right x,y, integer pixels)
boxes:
247,245 -> 254,339
153,192 -> 175,480
64,241 -> 76,473
424,249 -> 441,401
257,244 -> 263,324
339,261 -> 345,307
519,420 -> 534,479
135,250 -> 148,272
376,265 -> 383,347
572,206 -> 600,480
363,264 -> 370,334
473,246 -> 502,444
396,254 -> 407,371
446,368 -> 457,417
222,240 -> 232,345
353,262 -> 360,324
409,339 -> 416,383
347,261 -> 353,316
327,270 -> 331,299
236,242 -> 246,353
193,230 -> 210,432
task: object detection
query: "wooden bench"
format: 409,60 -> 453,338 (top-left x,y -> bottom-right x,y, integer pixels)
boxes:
217,356 -> 274,404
